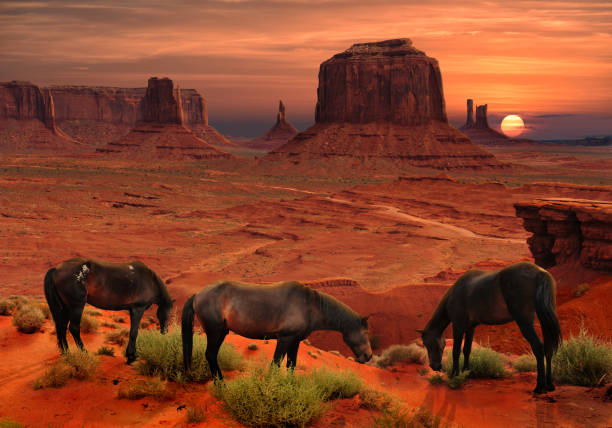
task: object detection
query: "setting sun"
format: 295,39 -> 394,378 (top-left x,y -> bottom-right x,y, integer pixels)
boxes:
501,115 -> 525,138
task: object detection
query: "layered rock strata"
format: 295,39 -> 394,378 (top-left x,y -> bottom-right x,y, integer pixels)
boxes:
97,77 -> 232,160
268,39 -> 501,169
247,100 -> 299,150
515,199 -> 612,271
0,81 -> 79,151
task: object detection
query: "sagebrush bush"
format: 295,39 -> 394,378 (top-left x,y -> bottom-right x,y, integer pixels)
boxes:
136,327 -> 243,383
84,308 -> 103,317
105,329 -> 129,346
117,377 -> 173,401
212,364 -> 354,427
553,328 -> 612,387
12,304 -> 45,333
0,299 -> 16,316
358,387 -> 395,411
96,346 -> 115,356
447,371 -> 470,389
33,350 -> 98,389
442,346 -> 508,378
38,303 -> 51,319
80,313 -> 99,333
513,354 -> 537,373
373,344 -> 427,368
310,367 -> 362,400
427,374 -> 445,385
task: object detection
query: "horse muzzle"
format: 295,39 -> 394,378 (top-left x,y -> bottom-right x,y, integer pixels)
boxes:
429,362 -> 442,372
357,352 -> 373,364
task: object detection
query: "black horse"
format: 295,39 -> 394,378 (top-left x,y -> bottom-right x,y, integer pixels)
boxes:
419,262 -> 561,394
182,280 -> 372,379
44,257 -> 174,363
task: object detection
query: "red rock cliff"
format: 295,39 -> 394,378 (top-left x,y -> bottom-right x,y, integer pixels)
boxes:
515,199 -> 612,271
1,81 -> 57,130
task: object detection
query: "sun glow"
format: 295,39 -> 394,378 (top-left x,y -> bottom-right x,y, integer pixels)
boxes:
500,115 -> 525,138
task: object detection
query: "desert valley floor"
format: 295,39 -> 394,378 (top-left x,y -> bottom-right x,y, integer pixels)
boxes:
0,143 -> 611,427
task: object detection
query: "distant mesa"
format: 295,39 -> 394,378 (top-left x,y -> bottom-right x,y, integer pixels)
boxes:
460,99 -> 531,145
267,39 -> 501,170
0,81 -> 81,152
246,100 -> 299,150
48,84 -> 234,148
97,77 -> 232,160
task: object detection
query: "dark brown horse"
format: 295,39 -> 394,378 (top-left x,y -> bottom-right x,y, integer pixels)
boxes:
44,257 -> 174,363
182,280 -> 372,379
419,262 -> 561,394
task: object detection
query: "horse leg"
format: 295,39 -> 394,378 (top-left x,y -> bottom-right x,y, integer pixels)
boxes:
272,337 -> 292,367
517,321 -> 546,394
545,352 -> 555,391
286,338 -> 301,369
126,306 -> 145,364
205,328 -> 227,381
451,324 -> 465,377
462,326 -> 475,372
67,304 -> 86,350
56,311 -> 70,353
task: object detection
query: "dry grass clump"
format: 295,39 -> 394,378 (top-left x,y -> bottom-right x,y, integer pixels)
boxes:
117,377 -> 174,401
96,345 -> 115,356
105,328 -> 129,346
12,304 -> 46,333
0,299 -> 16,316
442,345 -> 508,379
371,344 -> 427,368
112,314 -> 127,323
553,328 -> 612,387
185,404 -> 206,424
373,406 -> 456,428
38,303 -> 51,319
211,364 -> 361,427
136,327 -> 243,383
33,350 -> 98,389
79,313 -> 99,333
84,308 -> 103,317
513,354 -> 537,373
359,388 -> 396,411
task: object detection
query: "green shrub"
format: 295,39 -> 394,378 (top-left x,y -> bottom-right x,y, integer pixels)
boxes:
374,344 -> 427,368
310,367 -> 362,400
442,346 -> 507,378
359,388 -> 395,411
513,354 -> 537,373
33,350 -> 98,389
372,406 -> 454,428
0,299 -> 16,316
117,377 -> 173,400
427,374 -> 445,385
447,371 -> 469,389
96,346 -> 115,356
80,313 -> 99,333
8,295 -> 29,308
12,304 -> 45,333
186,405 -> 206,423
553,328 -> 612,386
105,329 -> 129,346
84,308 -> 103,317
0,418 -> 24,428
136,327 -> 243,383
211,365 -> 334,427
38,302 -> 51,319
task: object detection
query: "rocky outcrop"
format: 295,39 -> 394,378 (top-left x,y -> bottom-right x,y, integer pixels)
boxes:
464,99 -> 475,127
48,84 -> 233,147
97,77 -> 232,160
246,100 -> 299,150
460,98 -> 531,145
0,81 -> 79,151
515,199 -> 612,271
267,39 -> 501,170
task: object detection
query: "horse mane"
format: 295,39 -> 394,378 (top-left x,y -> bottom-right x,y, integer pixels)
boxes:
424,287 -> 451,334
152,271 -> 172,306
312,288 -> 362,333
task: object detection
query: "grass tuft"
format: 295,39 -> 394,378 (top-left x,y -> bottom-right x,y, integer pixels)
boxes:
117,377 -> 174,400
136,327 -> 243,383
513,354 -> 537,373
427,373 -> 445,385
185,404 -> 206,424
442,345 -> 508,379
12,304 -> 45,333
372,344 -> 427,368
96,345 -> 115,356
105,328 -> 129,346
553,328 -> 612,386
0,418 -> 24,428
80,313 -> 99,333
372,405 -> 455,428
358,388 -> 396,411
33,350 -> 98,389
447,371 -> 470,389
0,299 -> 16,316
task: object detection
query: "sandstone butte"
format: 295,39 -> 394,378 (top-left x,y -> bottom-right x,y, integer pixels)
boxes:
460,98 -> 532,145
267,38 -> 502,169
246,100 -> 299,150
48,85 -> 234,148
0,81 -> 81,152
97,77 -> 233,160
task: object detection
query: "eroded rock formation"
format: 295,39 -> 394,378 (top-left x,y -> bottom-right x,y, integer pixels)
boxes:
97,77 -> 232,160
268,39 -> 501,169
0,81 -> 79,151
515,199 -> 612,271
460,98 -> 528,145
247,100 -> 299,150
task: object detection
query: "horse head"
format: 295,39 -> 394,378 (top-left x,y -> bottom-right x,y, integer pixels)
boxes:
343,316 -> 373,363
417,328 -> 445,371
157,299 -> 175,334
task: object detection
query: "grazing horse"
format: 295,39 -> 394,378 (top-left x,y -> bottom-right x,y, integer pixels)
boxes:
44,257 -> 174,363
419,262 -> 561,394
182,280 -> 372,379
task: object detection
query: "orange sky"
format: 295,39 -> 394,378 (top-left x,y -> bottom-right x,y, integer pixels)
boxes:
1,0 -> 611,138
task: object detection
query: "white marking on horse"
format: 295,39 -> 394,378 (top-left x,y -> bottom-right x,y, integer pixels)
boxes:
75,264 -> 90,284
128,265 -> 134,271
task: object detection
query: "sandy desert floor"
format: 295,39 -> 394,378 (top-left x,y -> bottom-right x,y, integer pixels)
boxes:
0,144 -> 610,427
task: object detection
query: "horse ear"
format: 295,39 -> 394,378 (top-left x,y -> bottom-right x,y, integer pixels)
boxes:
361,316 -> 370,327
415,329 -> 424,334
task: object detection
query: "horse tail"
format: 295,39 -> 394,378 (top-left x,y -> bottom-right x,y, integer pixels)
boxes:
535,270 -> 562,356
43,268 -> 64,347
181,295 -> 196,372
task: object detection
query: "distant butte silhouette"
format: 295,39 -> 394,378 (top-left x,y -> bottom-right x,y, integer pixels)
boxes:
247,100 -> 299,150
267,39 -> 501,170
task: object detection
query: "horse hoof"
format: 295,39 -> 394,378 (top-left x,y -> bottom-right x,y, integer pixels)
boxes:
533,386 -> 545,394
547,384 -> 555,392
126,358 -> 135,365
